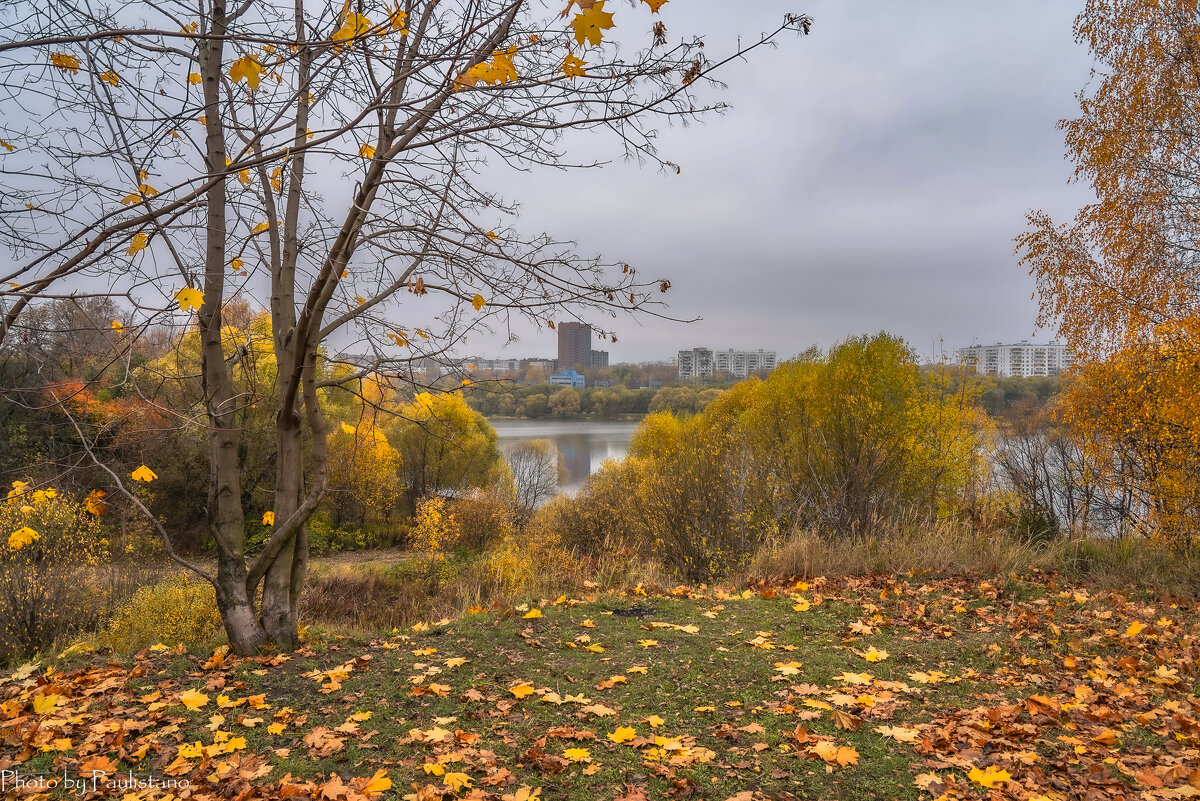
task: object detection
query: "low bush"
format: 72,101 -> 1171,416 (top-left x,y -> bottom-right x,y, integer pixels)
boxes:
100,574 -> 223,652
0,484 -> 107,662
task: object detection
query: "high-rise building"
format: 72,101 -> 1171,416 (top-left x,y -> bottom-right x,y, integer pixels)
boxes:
956,341 -> 1072,377
556,322 -> 609,369
676,348 -> 714,380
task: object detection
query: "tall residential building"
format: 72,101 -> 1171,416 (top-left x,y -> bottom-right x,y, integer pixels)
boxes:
556,322 -> 608,369
676,348 -> 713,379
956,341 -> 1072,377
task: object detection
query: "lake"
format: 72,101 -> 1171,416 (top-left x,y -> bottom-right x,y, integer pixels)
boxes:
489,418 -> 639,494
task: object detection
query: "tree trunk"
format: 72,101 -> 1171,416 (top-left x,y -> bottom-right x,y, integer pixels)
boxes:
216,558 -> 266,654
261,410 -> 303,647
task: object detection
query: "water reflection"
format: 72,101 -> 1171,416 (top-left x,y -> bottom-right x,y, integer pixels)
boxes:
490,419 -> 638,494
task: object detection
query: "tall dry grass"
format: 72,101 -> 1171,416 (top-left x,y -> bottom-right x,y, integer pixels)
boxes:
744,518 -> 1200,599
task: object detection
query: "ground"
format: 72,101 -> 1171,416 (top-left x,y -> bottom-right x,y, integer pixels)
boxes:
0,572 -> 1197,800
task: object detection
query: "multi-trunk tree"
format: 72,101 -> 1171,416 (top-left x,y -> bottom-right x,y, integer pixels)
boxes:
0,1 -> 810,651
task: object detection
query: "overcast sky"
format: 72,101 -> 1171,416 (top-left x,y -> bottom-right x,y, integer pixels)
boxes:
471,0 -> 1096,364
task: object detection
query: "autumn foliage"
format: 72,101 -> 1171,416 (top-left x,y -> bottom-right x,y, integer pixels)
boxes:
1018,0 -> 1200,543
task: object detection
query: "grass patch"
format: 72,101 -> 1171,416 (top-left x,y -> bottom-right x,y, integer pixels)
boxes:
6,571 -> 1196,800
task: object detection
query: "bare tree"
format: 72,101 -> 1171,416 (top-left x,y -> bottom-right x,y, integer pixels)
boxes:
506,438 -> 564,517
0,1 -> 810,652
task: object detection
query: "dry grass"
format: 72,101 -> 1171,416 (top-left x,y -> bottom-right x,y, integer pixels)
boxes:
299,548 -> 670,634
743,519 -> 1200,599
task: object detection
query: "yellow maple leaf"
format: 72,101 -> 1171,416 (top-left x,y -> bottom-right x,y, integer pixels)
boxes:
175,287 -> 204,312
228,54 -> 263,90
645,715 -> 664,727
967,766 -> 1011,788
389,7 -> 408,33
131,465 -> 158,482
360,768 -> 392,796
121,184 -> 159,205
188,72 -> 202,85
251,221 -> 271,234
861,647 -> 889,662
442,772 -> 472,791
563,53 -> 587,78
874,724 -> 920,743
774,660 -> 803,675
571,1 -> 615,47
178,689 -> 209,710
8,525 -> 40,551
445,657 -> 468,667
509,683 -> 535,699
562,747 -> 591,762
472,294 -> 487,311
126,233 -> 149,255
262,511 -> 275,526
0,140 -> 15,152
100,70 -> 120,87
333,12 -> 372,44
1124,621 -> 1144,637
50,53 -> 81,74
230,257 -> 244,271
84,490 -> 108,516
522,608 -> 543,620
32,693 -> 59,714
359,143 -> 376,159
641,0 -> 668,11
607,726 -> 636,743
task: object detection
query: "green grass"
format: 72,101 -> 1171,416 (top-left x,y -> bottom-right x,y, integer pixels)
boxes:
30,573 -> 1174,801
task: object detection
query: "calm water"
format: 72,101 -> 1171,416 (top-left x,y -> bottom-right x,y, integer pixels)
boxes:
490,418 -> 638,494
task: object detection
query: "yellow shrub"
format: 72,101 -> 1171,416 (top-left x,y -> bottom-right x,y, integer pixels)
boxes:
101,574 -> 223,652
0,484 -> 107,661
473,523 -> 569,599
410,496 -> 458,555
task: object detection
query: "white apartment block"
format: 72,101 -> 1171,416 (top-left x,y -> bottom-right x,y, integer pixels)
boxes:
956,341 -> 1072,378
677,348 -> 777,380
714,348 -> 777,378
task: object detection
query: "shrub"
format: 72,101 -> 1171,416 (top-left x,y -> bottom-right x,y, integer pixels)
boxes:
410,496 -> 459,555
101,574 -> 223,652
0,484 -> 107,662
451,489 -> 517,550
